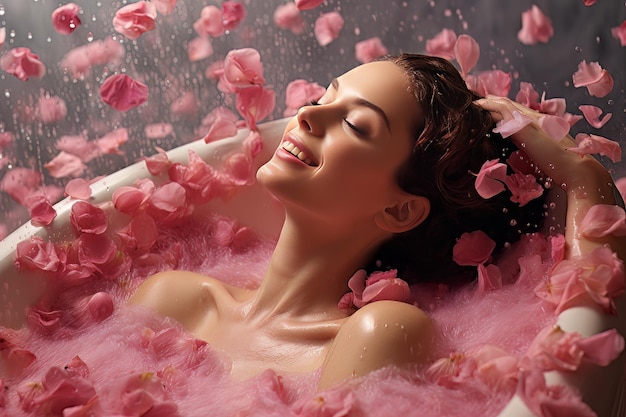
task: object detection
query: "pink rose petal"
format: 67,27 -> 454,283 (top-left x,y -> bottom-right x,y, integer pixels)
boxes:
283,79 -> 326,116
70,201 -> 108,234
170,91 -> 199,117
203,117 -> 238,143
572,60 -> 614,98
37,94 -> 67,124
65,178 -> 92,200
516,369 -> 597,417
570,133 -> 622,163
580,204 -> 626,238
611,21 -> 626,46
454,34 -> 480,76
87,292 -> 114,322
27,195 -> 57,227
314,12 -> 344,46
515,82 -> 541,110
112,1 -> 157,40
45,151 -> 86,178
193,5 -> 225,38
273,3 -> 305,35
222,1 -> 246,31
223,48 -> 265,88
97,128 -> 128,155
517,5 -> 554,45
537,115 -> 570,142
474,159 -> 508,199
59,37 -> 125,78
492,110 -> 532,138
100,74 -> 149,112
426,28 -> 457,60
55,134 -> 100,163
539,94 -> 567,116
144,147 -> 171,176
361,277 -> 412,305
295,0 -> 325,10
0,47 -> 46,81
187,36 -> 214,62
477,263 -> 503,292
578,105 -> 612,129
452,230 -> 496,266
51,3 -> 82,35
504,172 -> 544,207
14,236 -> 61,272
235,85 -> 276,130
355,37 -> 388,64
576,328 -> 625,366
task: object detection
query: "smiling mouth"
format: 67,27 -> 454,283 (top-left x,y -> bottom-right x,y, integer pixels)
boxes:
281,141 -> 317,166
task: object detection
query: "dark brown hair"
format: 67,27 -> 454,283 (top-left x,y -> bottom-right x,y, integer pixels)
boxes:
367,54 -> 545,284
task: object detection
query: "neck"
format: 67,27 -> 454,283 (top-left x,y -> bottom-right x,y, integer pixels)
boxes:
245,213 -> 385,320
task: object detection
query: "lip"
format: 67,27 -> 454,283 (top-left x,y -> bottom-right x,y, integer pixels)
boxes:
277,132 -> 319,166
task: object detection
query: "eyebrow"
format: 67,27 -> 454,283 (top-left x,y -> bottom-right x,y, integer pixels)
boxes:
331,78 -> 391,133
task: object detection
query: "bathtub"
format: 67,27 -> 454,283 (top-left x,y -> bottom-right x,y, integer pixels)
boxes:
0,118 -> 623,417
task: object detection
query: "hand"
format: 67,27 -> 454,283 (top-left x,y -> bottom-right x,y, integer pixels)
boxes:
476,95 -> 623,260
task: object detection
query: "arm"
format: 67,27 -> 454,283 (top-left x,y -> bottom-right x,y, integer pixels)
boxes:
318,300 -> 434,390
477,96 -> 626,417
476,96 -> 625,261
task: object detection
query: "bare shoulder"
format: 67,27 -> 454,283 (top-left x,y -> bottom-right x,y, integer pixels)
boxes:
318,300 -> 434,389
128,270 -> 234,328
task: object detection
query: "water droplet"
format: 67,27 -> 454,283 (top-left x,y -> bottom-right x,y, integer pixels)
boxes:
509,219 -> 518,226
574,46 -> 582,53
549,202 -> 557,209
560,183 -> 567,190
87,32 -> 94,42
607,99 -> 614,105
0,6 -> 5,16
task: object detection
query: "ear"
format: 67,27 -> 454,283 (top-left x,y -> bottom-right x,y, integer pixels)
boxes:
375,194 -> 430,234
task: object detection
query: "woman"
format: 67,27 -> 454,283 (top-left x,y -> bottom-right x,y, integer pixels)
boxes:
130,54 -> 625,391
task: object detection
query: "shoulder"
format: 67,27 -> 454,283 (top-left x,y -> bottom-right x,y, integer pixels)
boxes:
318,300 -> 434,389
128,271 -> 231,326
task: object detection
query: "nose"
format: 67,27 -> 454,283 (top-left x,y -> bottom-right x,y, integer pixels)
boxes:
296,104 -> 325,137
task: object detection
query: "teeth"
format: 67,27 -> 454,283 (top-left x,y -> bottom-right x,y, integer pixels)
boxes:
282,142 -> 314,165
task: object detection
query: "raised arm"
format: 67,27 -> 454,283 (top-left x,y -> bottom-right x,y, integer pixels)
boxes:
476,95 -> 624,262
477,95 -> 626,417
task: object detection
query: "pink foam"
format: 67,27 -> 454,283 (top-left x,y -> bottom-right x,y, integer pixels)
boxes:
0,210 -> 564,416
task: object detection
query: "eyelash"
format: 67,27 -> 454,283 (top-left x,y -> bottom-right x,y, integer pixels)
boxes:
305,100 -> 364,135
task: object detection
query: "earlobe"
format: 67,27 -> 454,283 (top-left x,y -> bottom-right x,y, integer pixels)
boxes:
375,195 -> 430,233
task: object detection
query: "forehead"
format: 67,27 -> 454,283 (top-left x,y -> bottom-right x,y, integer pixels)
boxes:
337,61 -> 421,133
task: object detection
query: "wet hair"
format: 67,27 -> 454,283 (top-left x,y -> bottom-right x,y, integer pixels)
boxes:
366,53 -> 545,284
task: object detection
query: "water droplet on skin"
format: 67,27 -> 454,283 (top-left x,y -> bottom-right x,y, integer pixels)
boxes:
509,219 -> 517,226
560,183 -> 567,190
549,202 -> 557,209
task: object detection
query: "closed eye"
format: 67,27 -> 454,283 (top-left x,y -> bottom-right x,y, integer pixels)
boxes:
343,119 -> 364,135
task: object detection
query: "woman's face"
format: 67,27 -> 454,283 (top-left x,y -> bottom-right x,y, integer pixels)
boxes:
257,60 -> 422,230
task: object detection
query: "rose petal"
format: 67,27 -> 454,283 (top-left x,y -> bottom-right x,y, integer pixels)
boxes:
572,60 -> 614,98
578,105 -> 612,129
452,230 -> 496,266
454,34 -> 480,76
112,1 -> 157,40
492,110 -> 532,138
425,28 -> 457,60
355,37 -> 388,64
100,74 -> 149,112
314,12 -> 344,46
51,3 -> 82,35
474,159 -> 508,199
65,178 -> 92,200
580,204 -> 626,238
569,133 -> 622,163
0,47 -> 46,81
273,3 -> 305,35
517,5 -> 554,45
